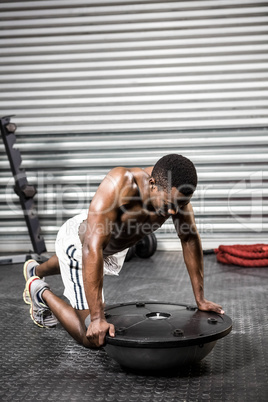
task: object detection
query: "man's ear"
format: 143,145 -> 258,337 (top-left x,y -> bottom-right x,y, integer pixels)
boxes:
149,177 -> 156,188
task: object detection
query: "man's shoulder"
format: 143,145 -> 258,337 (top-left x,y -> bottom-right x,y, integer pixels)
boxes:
102,167 -> 136,193
90,168 -> 137,212
107,166 -> 134,182
108,166 -> 153,177
109,166 -> 143,173
107,166 -> 146,182
108,166 -> 131,175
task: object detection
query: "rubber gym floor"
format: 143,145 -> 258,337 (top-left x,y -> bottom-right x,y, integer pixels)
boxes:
0,251 -> 267,402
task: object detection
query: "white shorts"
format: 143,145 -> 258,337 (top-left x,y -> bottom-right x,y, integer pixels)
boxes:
55,213 -> 128,310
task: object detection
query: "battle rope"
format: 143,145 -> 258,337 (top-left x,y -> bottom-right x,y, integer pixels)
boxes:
213,244 -> 268,267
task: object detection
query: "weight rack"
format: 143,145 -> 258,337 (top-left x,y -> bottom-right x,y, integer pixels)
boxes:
0,116 -> 47,264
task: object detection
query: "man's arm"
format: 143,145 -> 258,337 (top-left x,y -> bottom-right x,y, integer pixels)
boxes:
82,167 -> 134,347
82,233 -> 114,348
172,203 -> 224,314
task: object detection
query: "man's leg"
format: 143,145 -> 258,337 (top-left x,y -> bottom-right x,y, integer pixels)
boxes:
42,289 -> 92,347
27,276 -> 92,347
23,254 -> 61,305
25,254 -> 92,346
35,254 -> 61,277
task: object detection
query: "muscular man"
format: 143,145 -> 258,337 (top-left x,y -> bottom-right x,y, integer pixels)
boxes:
24,154 -> 224,348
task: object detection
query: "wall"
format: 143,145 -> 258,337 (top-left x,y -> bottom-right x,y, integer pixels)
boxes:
0,0 -> 267,252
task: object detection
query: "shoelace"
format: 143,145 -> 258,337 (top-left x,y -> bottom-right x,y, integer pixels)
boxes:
35,307 -> 58,326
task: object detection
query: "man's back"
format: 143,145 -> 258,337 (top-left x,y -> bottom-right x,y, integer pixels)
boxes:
79,166 -> 167,256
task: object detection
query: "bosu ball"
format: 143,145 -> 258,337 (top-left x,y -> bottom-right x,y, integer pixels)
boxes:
102,301 -> 232,372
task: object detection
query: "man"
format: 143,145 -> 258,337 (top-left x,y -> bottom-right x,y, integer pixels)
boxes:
24,154 -> 224,348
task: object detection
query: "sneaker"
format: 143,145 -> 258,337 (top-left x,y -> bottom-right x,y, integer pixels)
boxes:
23,259 -> 42,304
26,276 -> 58,328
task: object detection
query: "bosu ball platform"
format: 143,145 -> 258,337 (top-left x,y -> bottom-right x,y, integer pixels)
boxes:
103,301 -> 232,372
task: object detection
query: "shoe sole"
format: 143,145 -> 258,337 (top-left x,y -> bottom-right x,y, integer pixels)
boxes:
23,259 -> 37,305
26,276 -> 46,328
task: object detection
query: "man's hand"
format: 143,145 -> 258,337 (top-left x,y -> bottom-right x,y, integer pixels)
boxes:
197,299 -> 224,315
86,318 -> 115,348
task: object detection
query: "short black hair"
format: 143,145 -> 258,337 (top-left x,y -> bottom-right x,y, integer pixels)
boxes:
151,154 -> 197,196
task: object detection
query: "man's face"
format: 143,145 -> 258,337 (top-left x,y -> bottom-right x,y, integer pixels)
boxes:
149,185 -> 192,217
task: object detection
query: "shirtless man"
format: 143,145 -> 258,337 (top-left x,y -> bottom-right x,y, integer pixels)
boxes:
24,154 -> 224,348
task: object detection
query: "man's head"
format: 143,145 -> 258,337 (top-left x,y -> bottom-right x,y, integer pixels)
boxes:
149,154 -> 197,216
151,154 -> 197,195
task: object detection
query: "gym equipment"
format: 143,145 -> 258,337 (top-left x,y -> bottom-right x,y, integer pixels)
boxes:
135,232 -> 157,258
104,301 -> 232,372
125,233 -> 157,261
204,244 -> 268,267
216,244 -> 268,267
124,246 -> 136,262
0,116 -> 47,264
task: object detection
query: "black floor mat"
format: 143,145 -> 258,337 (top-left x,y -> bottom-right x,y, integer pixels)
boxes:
0,251 -> 267,401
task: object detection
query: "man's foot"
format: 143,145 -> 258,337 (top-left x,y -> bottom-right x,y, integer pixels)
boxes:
23,259 -> 39,304
26,276 -> 58,328
23,259 -> 44,304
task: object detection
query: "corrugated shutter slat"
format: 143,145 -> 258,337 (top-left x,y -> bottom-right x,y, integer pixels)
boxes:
0,0 -> 267,252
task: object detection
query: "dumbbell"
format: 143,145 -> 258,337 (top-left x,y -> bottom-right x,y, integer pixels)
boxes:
125,233 -> 157,261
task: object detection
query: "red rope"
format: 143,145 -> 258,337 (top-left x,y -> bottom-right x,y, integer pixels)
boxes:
214,244 -> 268,267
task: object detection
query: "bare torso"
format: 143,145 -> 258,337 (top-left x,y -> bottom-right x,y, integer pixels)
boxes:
78,166 -> 168,256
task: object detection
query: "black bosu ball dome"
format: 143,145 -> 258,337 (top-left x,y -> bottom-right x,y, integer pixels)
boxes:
104,302 -> 232,372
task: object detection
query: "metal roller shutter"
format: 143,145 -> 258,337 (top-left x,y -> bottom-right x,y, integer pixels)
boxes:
0,0 -> 267,253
